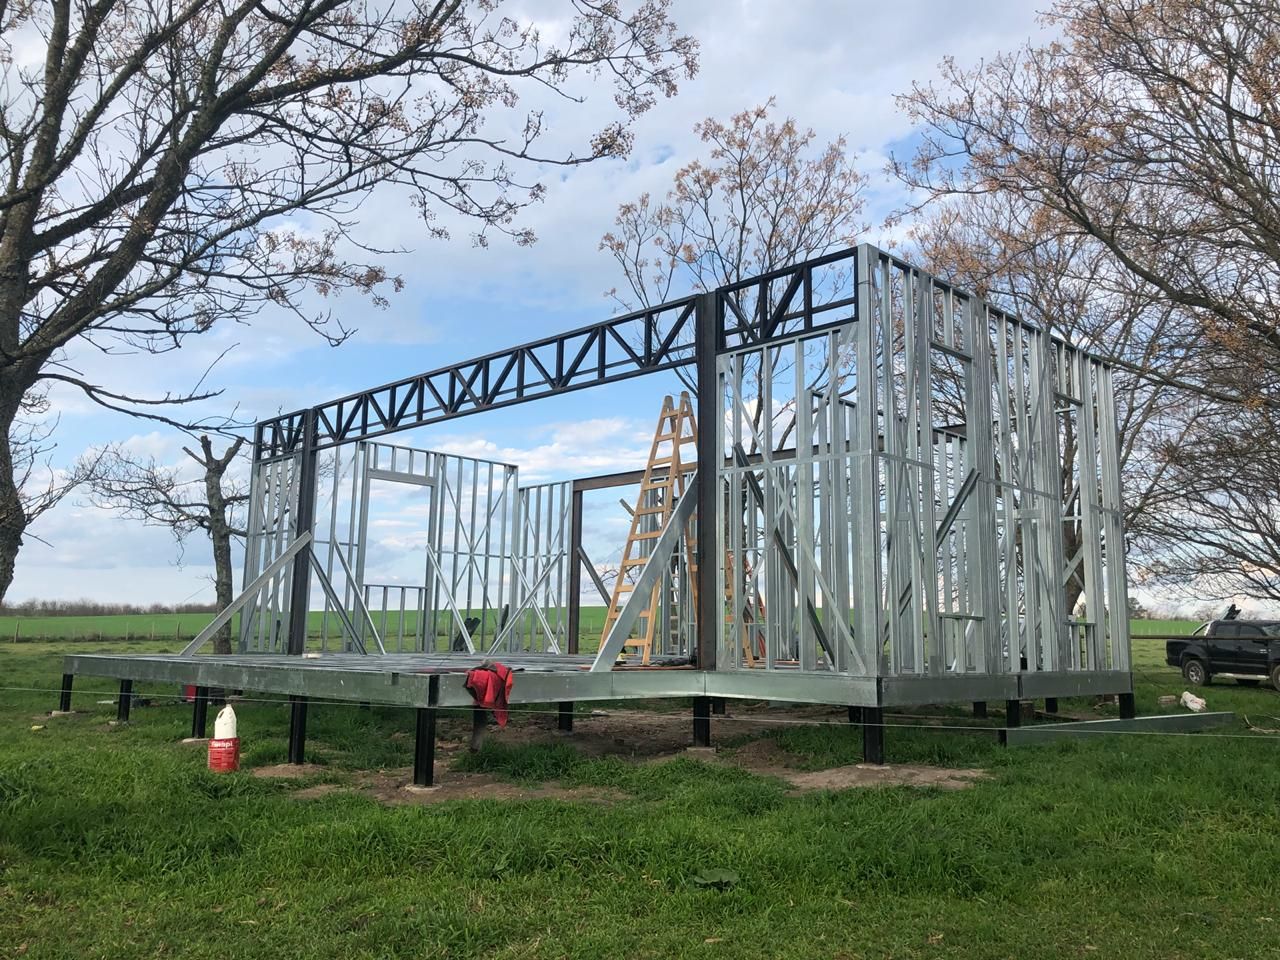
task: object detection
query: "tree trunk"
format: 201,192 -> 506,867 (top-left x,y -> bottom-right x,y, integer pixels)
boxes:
0,365 -> 40,605
0,429 -> 25,605
202,439 -> 236,655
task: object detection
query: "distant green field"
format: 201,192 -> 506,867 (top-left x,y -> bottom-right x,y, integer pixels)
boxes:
0,607 -> 614,646
2,610 -> 1191,648
1130,618 -> 1202,636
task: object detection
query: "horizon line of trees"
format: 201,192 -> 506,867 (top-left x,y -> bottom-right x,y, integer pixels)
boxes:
0,598 -> 218,618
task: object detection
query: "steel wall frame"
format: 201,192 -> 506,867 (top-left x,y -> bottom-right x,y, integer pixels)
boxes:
237,243 -> 1129,702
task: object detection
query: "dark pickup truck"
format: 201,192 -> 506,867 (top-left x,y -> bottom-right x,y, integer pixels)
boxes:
1166,619 -> 1280,691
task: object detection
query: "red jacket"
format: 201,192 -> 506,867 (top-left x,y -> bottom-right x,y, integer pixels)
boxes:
464,661 -> 515,727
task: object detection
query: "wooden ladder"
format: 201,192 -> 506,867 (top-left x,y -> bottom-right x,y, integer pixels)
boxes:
600,392 -> 699,664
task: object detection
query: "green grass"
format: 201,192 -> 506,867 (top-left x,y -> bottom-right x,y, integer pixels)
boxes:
3,635 -> 1280,958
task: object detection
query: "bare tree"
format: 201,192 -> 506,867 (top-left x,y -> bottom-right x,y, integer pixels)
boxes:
601,100 -> 866,444
0,0 -> 699,602
87,435 -> 248,653
893,0 -> 1280,406
893,0 -> 1280,603
905,192 -> 1201,613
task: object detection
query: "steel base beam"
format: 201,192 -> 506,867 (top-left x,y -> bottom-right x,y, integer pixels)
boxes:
191,686 -> 209,739
414,706 -> 437,786
692,696 -> 711,747
862,707 -> 885,765
288,696 -> 308,764
58,673 -> 73,712
116,679 -> 133,723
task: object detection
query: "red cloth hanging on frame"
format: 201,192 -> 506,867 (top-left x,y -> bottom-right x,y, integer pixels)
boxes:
464,661 -> 515,726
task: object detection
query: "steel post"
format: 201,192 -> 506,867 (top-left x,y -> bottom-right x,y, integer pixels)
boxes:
191,686 -> 209,738
288,695 -> 308,764
58,673 -> 73,712
711,697 -> 726,715
1118,692 -> 1136,720
558,701 -> 574,732
973,701 -> 988,719
862,706 -> 885,764
1005,699 -> 1023,728
286,410 -> 319,656
692,696 -> 712,747
566,489 -> 583,655
1045,697 -> 1059,714
694,291 -> 719,671
117,679 -> 133,723
413,709 -> 437,786
848,705 -> 863,724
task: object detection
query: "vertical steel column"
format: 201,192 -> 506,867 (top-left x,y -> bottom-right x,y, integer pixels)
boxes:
566,488 -> 584,655
558,702 -> 574,732
694,291 -> 720,672
862,706 -> 885,765
117,679 -> 133,723
413,676 -> 440,787
692,696 -> 712,747
286,410 -> 319,656
58,673 -> 74,712
1045,697 -> 1059,714
973,701 -> 988,719
191,686 -> 209,739
288,695 -> 308,764
1118,692 -> 1136,720
852,246 -> 884,681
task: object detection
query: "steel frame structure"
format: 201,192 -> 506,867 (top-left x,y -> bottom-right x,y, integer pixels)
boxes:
65,244 -> 1134,773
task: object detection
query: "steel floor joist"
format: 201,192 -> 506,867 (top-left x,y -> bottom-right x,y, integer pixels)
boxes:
63,654 -> 1132,710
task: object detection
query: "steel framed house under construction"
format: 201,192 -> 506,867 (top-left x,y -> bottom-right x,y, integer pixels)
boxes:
62,244 -> 1134,781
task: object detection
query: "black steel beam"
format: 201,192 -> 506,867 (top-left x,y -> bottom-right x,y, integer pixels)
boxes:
692,696 -> 712,748
862,707 -> 885,764
286,411 -> 319,656
256,298 -> 699,458
1118,692 -> 1136,720
413,707 -> 437,787
694,292 -> 719,672
58,673 -> 73,712
288,695 -> 308,764
117,679 -> 133,723
191,686 -> 209,739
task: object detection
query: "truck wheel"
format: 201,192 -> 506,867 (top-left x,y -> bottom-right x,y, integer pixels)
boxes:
1236,679 -> 1261,687
1183,659 -> 1210,686
1271,665 -> 1280,693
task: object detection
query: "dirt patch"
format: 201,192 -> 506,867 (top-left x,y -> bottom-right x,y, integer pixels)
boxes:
251,762 -> 329,779
721,734 -> 988,791
290,767 -> 626,806
783,764 -> 989,792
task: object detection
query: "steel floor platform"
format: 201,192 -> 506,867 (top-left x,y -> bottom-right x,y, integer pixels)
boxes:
63,652 -> 1133,710
59,652 -> 1140,786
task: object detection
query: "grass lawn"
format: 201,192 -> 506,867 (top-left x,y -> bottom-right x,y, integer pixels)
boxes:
2,636 -> 1279,959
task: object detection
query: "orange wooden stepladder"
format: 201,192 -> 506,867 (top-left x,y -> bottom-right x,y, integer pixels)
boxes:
599,393 -> 699,665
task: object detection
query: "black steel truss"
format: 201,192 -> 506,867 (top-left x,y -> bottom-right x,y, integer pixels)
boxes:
253,245 -> 1048,460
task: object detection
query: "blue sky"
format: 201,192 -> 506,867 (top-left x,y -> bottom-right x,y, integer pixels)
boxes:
17,0 -> 1054,606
